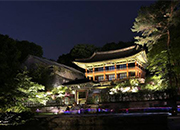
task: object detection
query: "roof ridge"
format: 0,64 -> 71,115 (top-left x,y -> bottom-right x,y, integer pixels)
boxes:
75,45 -> 136,62
30,55 -> 83,74
96,45 -> 136,54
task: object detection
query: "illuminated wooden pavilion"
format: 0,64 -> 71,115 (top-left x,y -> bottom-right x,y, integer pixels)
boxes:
74,45 -> 147,82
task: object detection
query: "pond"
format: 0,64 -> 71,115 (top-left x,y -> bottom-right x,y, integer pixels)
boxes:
1,113 -> 169,130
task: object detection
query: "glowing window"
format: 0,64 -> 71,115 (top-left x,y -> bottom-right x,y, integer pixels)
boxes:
117,64 -> 126,69
98,75 -> 104,81
98,67 -> 103,71
109,66 -> 115,70
120,73 -> 127,79
109,74 -> 115,80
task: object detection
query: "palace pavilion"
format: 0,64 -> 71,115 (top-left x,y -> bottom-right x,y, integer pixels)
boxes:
64,45 -> 147,105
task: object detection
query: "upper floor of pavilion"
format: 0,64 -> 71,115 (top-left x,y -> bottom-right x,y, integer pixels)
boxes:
73,45 -> 147,70
73,45 -> 147,81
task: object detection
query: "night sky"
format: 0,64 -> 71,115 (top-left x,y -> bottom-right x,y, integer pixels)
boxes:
0,1 -> 155,60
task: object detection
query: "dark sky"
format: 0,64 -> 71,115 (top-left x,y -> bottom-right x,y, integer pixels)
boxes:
0,1 -> 155,60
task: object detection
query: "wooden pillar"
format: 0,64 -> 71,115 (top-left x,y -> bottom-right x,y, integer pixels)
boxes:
139,71 -> 141,78
115,63 -> 117,79
75,90 -> 78,104
93,67 -> 95,81
85,69 -> 88,78
103,65 -> 106,81
135,61 -> 137,77
126,62 -> 129,78
85,90 -> 89,105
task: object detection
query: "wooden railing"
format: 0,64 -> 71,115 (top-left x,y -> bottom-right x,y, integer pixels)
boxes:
100,91 -> 173,103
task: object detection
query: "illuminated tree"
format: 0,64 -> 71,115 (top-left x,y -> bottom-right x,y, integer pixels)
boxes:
28,64 -> 54,91
132,1 -> 180,114
132,1 -> 180,89
144,75 -> 168,91
0,71 -> 48,113
132,1 -> 180,50
109,79 -> 140,95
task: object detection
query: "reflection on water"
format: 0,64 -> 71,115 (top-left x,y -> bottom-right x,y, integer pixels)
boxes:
51,125 -> 168,130
2,123 -> 168,130
1,114 -> 169,130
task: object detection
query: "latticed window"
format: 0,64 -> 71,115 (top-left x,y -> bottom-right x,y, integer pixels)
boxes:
120,73 -> 127,79
98,75 -> 104,81
109,66 -> 115,70
98,67 -> 103,71
129,72 -> 135,77
117,64 -> 126,69
109,74 -> 115,80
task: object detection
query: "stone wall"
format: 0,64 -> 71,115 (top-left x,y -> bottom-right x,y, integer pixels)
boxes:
99,100 -> 170,110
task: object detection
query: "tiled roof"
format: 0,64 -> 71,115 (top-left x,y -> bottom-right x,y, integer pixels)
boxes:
63,78 -> 98,85
27,55 -> 83,74
75,45 -> 142,63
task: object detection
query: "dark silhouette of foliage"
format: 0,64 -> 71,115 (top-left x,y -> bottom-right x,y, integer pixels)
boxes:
57,41 -> 135,70
100,41 -> 135,51
0,34 -> 21,88
0,34 -> 45,113
16,40 -> 43,62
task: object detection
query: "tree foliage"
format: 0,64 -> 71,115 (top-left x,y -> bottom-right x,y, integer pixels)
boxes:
132,0 -> 180,50
0,71 -> 48,113
70,44 -> 98,59
144,75 -> 168,91
28,64 -> 54,91
132,0 -> 180,90
0,34 -> 46,113
57,41 -> 134,69
57,53 -> 73,67
100,41 -> 134,51
109,79 -> 140,95
0,34 -> 21,88
16,40 -> 43,62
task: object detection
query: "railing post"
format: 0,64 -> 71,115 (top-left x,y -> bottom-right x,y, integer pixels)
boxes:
115,63 -> 117,79
103,65 -> 106,81
93,67 -> 95,81
85,69 -> 88,78
126,62 -> 129,78
135,61 -> 137,77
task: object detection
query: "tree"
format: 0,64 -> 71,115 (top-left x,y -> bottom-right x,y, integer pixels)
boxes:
144,75 -> 168,91
0,71 -> 48,113
132,1 -> 180,50
109,79 -> 140,95
57,53 -> 73,68
100,41 -> 135,51
132,1 -> 180,114
57,44 -> 98,71
0,34 -> 21,91
70,44 -> 98,59
16,40 -> 43,62
28,65 -> 54,91
132,0 -> 180,88
169,23 -> 180,90
57,42 -> 135,70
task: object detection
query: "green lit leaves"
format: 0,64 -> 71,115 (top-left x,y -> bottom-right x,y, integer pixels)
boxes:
144,75 -> 168,91
51,86 -> 67,98
132,1 -> 179,50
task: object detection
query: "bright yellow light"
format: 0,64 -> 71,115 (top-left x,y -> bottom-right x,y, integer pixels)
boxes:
72,90 -> 75,94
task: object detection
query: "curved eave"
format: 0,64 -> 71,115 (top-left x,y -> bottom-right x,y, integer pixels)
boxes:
137,50 -> 148,64
73,50 -> 147,69
75,45 -> 136,62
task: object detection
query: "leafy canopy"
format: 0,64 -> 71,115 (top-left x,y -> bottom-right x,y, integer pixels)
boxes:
132,1 -> 180,50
